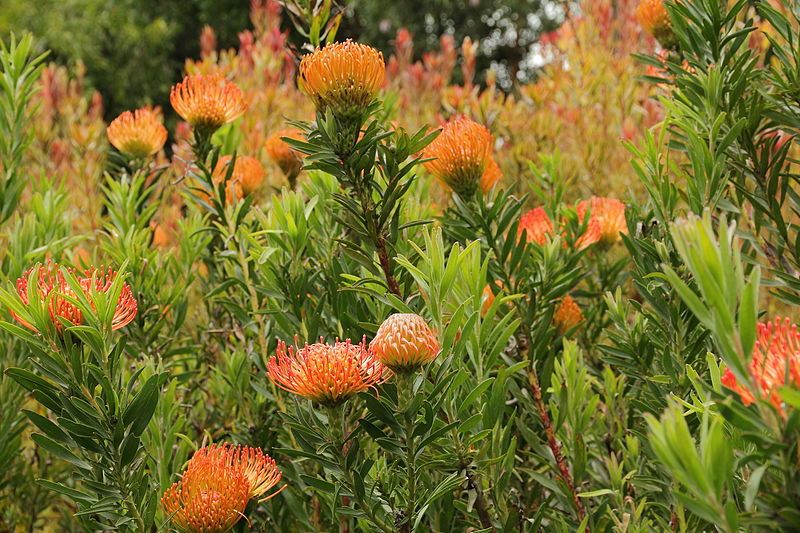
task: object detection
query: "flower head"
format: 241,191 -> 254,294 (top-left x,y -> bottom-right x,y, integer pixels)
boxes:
554,295 -> 583,333
636,0 -> 677,49
722,317 -> 800,411
189,443 -> 284,500
79,266 -> 138,331
14,262 -> 82,331
162,442 -> 282,533
575,197 -> 628,246
170,74 -> 247,132
517,207 -> 554,245
268,338 -> 388,405
370,313 -> 440,372
265,128 -> 305,184
106,107 -> 167,158
13,262 -> 137,332
299,40 -> 385,118
423,116 -> 493,198
213,155 -> 266,196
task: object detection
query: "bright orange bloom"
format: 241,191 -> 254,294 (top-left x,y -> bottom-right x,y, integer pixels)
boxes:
722,317 -> 800,411
188,443 -> 284,500
265,128 -> 304,182
480,157 -> 502,192
370,313 -> 440,371
162,442 -> 283,533
170,74 -> 247,131
636,0 -> 676,48
268,338 -> 388,405
106,107 -> 167,158
299,40 -> 385,117
213,155 -> 266,196
13,262 -> 137,332
423,116 -> 493,198
576,196 -> 628,246
554,295 -> 583,333
518,207 -> 554,245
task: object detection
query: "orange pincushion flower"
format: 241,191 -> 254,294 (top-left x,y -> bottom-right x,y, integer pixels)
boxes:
480,157 -> 502,192
554,295 -> 583,333
423,116 -> 493,198
162,442 -> 282,533
636,0 -> 677,48
213,155 -> 266,196
370,313 -> 440,372
79,266 -> 138,331
265,128 -> 304,181
518,207 -> 554,245
576,197 -> 628,246
188,444 -> 284,500
722,317 -> 800,411
299,40 -> 385,118
13,262 -> 137,332
13,262 -> 82,331
268,338 -> 388,405
170,74 -> 247,131
106,107 -> 167,158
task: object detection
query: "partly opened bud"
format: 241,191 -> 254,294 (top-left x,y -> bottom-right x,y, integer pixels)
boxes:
423,116 -> 493,199
722,317 -> 800,412
554,295 -> 583,333
161,443 -> 283,533
213,155 -> 266,196
268,338 -> 388,406
265,128 -> 305,185
106,107 -> 167,158
170,74 -> 247,132
370,313 -> 440,372
517,207 -> 554,245
636,0 -> 677,49
299,40 -> 385,120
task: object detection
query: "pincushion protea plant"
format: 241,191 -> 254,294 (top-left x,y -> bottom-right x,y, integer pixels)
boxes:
265,128 -> 305,188
423,115 -> 494,199
518,207 -> 554,245
12,262 -> 137,332
162,443 -> 283,532
267,338 -> 388,405
721,317 -> 800,410
299,40 -> 385,120
170,74 -> 247,133
106,107 -> 167,158
370,313 -> 440,372
636,0 -> 677,49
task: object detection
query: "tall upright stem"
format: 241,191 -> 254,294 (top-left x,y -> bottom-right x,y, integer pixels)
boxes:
398,372 -> 417,533
527,367 -> 587,527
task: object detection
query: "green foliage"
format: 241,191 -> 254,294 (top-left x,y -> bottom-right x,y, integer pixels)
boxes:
0,33 -> 46,223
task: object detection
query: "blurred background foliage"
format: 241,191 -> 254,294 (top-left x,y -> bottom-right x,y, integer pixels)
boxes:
0,0 -> 566,119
